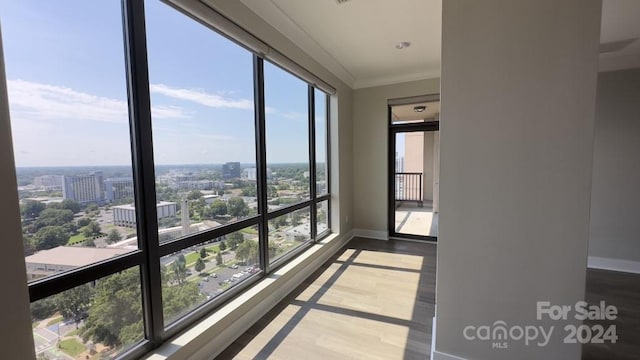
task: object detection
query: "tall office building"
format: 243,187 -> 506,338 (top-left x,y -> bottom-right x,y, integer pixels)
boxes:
222,162 -> 241,179
62,172 -> 105,204
33,175 -> 63,190
104,177 -> 134,202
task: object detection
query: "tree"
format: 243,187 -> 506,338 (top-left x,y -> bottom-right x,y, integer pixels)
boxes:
227,232 -> 244,250
33,208 -> 74,230
194,257 -> 205,273
107,229 -> 122,244
227,197 -> 249,220
215,251 -> 223,266
186,190 -> 203,200
291,212 -> 302,226
76,217 -> 91,228
82,221 -> 101,238
55,283 -> 93,325
82,268 -> 142,347
21,200 -> 46,219
33,226 -> 69,250
171,255 -> 187,285
210,199 -> 227,216
235,240 -> 258,265
60,199 -> 81,214
219,241 -> 227,252
199,248 -> 207,259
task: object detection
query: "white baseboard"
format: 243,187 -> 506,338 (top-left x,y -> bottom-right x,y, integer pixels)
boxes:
588,256 -> 640,274
353,228 -> 388,241
432,350 -> 467,360
431,316 -> 436,359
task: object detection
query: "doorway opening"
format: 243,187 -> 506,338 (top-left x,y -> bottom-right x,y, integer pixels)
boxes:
388,95 -> 440,241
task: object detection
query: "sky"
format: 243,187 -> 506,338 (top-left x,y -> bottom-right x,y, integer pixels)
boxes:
0,0 -> 326,167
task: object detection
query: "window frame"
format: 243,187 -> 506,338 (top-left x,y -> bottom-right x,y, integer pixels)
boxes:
20,0 -> 332,357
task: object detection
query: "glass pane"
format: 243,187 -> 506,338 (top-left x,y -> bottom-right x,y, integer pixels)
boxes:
391,100 -> 440,124
315,89 -> 328,196
162,226 -> 260,326
1,0 -> 138,282
317,200 -> 329,237
264,62 -> 310,212
393,131 -> 439,237
145,1 -> 257,243
30,267 -> 143,359
269,207 -> 311,264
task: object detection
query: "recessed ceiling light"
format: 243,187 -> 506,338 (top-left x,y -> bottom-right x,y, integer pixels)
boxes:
414,105 -> 426,113
395,41 -> 411,50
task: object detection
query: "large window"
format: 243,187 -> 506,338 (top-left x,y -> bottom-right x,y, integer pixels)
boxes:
2,0 -> 331,358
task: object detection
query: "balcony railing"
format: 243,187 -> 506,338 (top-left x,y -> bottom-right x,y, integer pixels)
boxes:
395,172 -> 423,207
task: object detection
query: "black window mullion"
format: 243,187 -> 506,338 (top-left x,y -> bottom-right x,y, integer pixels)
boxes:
325,93 -> 331,232
253,55 -> 269,273
122,0 -> 164,345
308,86 -> 317,241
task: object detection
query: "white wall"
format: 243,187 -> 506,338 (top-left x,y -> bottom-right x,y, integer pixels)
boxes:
352,79 -> 440,233
0,30 -> 37,360
423,131 -> 435,201
589,68 -> 640,263
435,1 -> 601,359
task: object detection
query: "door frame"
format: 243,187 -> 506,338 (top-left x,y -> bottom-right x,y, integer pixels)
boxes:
387,94 -> 440,241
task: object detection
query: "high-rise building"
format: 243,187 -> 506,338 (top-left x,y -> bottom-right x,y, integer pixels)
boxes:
242,168 -> 257,181
104,177 -> 134,202
62,172 -> 104,204
222,162 -> 241,179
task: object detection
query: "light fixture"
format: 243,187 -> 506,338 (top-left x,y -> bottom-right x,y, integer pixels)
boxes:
395,41 -> 411,50
414,105 -> 426,112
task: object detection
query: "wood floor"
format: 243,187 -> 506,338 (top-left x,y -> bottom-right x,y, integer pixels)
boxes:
216,237 -> 640,360
582,268 -> 640,360
216,237 -> 437,360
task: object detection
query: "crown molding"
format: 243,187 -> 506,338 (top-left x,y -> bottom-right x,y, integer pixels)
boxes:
240,0 -> 356,88
353,69 -> 441,89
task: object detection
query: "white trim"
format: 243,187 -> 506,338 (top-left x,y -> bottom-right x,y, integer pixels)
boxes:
588,256 -> 640,274
432,351 -> 468,360
353,70 -> 441,89
238,0 -> 356,88
353,228 -> 388,241
430,316 -> 436,359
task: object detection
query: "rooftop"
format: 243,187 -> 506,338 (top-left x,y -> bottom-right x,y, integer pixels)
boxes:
25,246 -> 131,267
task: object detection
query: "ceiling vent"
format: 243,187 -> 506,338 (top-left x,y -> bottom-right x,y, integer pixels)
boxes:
336,0 -> 351,4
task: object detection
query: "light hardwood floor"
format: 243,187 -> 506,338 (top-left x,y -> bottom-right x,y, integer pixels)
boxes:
217,237 -> 437,360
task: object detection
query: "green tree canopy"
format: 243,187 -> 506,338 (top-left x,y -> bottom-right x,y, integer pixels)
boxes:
33,226 -> 70,250
194,257 -> 205,273
186,190 -> 203,200
227,197 -> 249,219
210,199 -> 227,216
82,221 -> 102,238
199,248 -> 207,259
60,199 -> 81,214
21,200 -> 46,219
107,229 -> 122,244
235,240 -> 258,265
226,232 -> 244,250
216,251 -> 223,266
219,241 -> 227,252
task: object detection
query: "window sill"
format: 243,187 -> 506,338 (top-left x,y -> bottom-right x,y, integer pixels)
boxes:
144,231 -> 352,360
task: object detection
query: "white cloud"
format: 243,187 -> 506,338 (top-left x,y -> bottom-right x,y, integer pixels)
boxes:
6,79 -> 189,123
150,83 -> 254,110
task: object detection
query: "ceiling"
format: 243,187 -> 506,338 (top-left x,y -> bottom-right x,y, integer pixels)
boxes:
240,0 -> 640,89
392,101 -> 440,123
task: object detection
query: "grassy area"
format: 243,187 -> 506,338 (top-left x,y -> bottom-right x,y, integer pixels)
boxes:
46,316 -> 63,327
240,227 -> 258,235
66,328 -> 81,337
67,233 -> 87,245
59,338 -> 85,357
184,251 -> 202,266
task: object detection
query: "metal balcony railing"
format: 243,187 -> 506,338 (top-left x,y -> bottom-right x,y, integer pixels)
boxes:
395,172 -> 423,207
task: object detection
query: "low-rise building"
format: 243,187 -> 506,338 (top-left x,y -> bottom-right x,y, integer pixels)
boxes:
25,246 -> 131,280
113,201 -> 177,227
